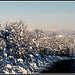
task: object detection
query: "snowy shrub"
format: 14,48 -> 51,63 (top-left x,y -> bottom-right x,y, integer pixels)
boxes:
0,20 -> 75,74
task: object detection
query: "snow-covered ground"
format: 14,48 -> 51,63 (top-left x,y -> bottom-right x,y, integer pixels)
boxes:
0,52 -> 73,74
0,21 -> 74,74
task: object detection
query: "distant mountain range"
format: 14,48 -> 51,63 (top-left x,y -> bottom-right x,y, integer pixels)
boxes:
27,28 -> 75,36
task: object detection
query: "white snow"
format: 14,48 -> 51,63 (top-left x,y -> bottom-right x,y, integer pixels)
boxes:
0,23 -> 74,74
56,35 -> 64,38
0,48 -> 73,74
6,64 -> 12,69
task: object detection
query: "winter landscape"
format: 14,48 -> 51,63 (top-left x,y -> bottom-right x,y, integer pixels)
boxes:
0,20 -> 75,74
0,1 -> 75,74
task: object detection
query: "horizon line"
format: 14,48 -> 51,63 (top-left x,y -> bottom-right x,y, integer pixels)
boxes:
0,1 -> 75,2
27,28 -> 75,31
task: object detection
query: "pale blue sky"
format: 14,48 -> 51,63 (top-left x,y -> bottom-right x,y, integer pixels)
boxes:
0,1 -> 75,30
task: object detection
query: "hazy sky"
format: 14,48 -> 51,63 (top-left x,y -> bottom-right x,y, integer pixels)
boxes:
0,1 -> 75,30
